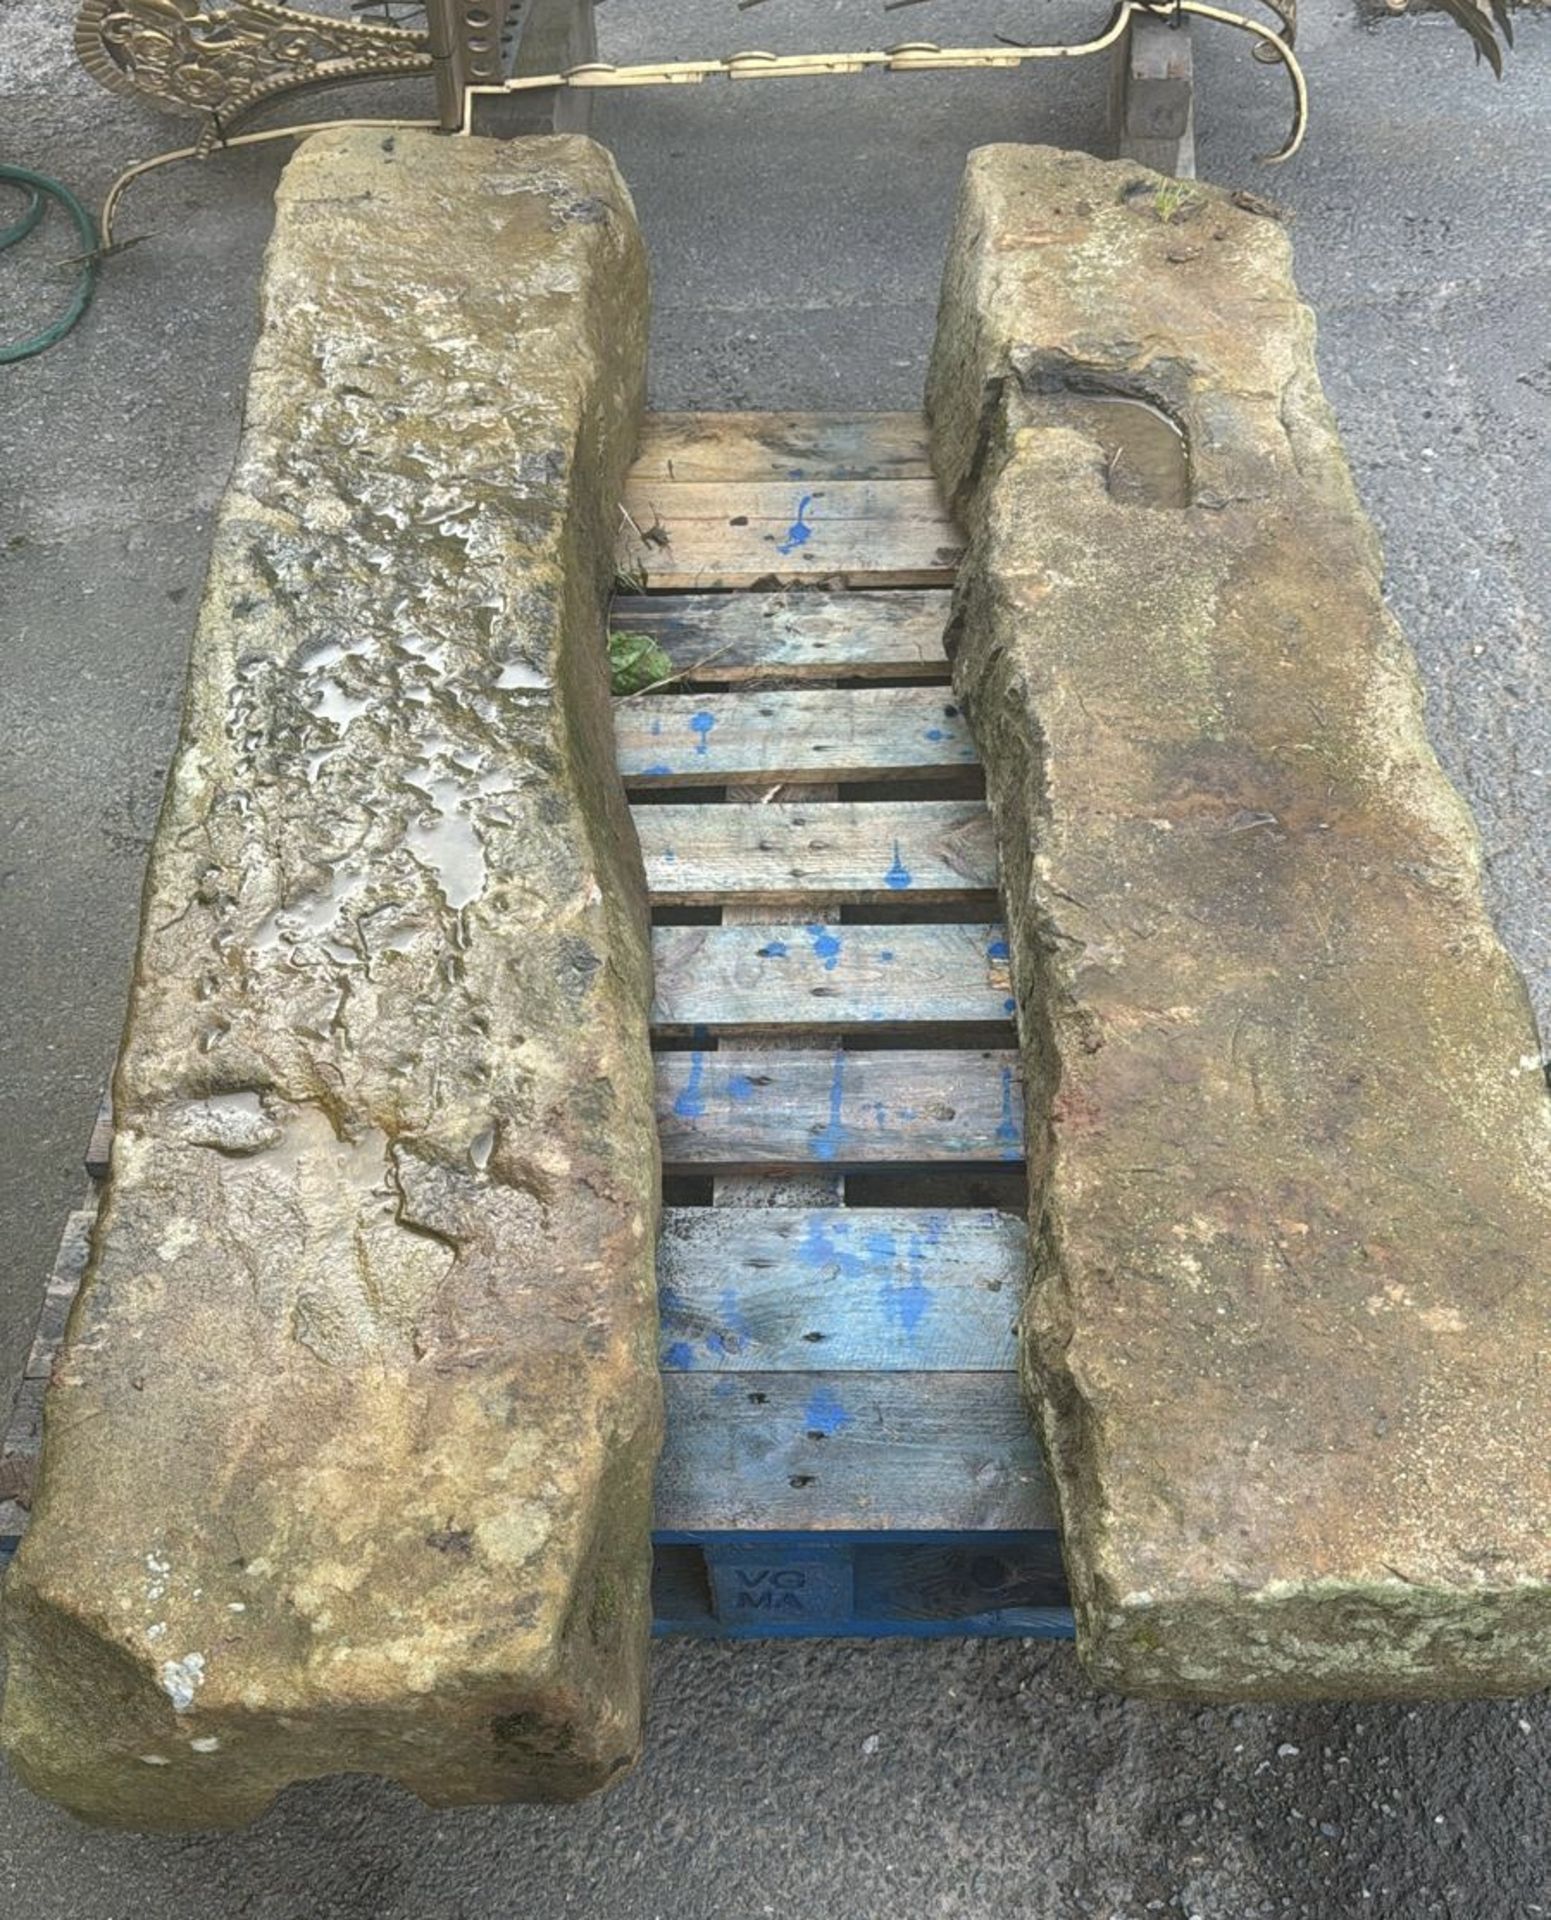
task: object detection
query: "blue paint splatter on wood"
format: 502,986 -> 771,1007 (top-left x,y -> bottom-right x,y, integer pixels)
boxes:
663,1340 -> 695,1370
889,1213 -> 943,1338
808,925 -> 843,972
879,949 -> 895,964
997,1066 -> 1021,1158
885,842 -> 912,891
1004,998 -> 1017,1016
727,1073 -> 757,1102
777,493 -> 816,556
799,1212 -> 867,1279
758,938 -> 789,959
717,1286 -> 749,1354
924,727 -> 946,743
811,1053 -> 847,1161
885,1281 -> 930,1337
804,1384 -> 852,1437
987,936 -> 1010,961
643,761 -> 673,778
904,1233 -> 932,1330
690,710 -> 716,755
675,1050 -> 708,1121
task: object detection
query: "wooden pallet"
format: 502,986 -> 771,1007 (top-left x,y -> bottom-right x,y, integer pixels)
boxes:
624,413 -> 1065,1634
0,414 -> 1072,1639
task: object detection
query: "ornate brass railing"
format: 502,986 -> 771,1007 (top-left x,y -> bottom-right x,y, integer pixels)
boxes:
77,0 -> 1303,145
88,0 -> 1310,249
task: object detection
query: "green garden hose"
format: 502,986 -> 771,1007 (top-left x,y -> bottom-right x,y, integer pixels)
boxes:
1,165 -> 100,364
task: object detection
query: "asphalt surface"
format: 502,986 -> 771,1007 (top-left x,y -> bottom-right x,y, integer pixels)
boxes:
4,0 -> 1551,1912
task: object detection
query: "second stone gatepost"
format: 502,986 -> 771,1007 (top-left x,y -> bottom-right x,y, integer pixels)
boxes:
2,131 -> 662,1825
930,145 -> 1551,1699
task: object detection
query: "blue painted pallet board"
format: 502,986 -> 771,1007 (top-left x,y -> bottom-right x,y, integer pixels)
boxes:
653,1532 -> 1071,1640
655,1370 -> 1052,1534
656,1205 -> 1022,1372
610,588 -> 952,683
617,686 -> 979,788
633,798 -> 998,906
649,1213 -> 1071,1639
656,1047 -> 1024,1171
651,922 -> 1014,1034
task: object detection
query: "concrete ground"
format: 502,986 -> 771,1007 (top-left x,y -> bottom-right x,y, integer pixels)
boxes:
3,0 -> 1551,1911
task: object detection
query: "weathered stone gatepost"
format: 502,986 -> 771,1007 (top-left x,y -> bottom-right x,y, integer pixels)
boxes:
2,130 -> 662,1824
931,146 -> 1551,1699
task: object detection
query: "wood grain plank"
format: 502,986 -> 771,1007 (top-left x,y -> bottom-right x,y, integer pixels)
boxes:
635,800 -> 997,905
654,1372 -> 1054,1532
658,1206 -> 1023,1371
617,687 -> 978,788
630,412 -> 934,485
655,1046 -> 1024,1172
618,480 -> 962,590
651,922 -> 1015,1033
609,591 -> 951,684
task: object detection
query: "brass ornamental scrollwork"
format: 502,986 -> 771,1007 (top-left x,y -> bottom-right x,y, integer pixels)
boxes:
75,0 -> 434,141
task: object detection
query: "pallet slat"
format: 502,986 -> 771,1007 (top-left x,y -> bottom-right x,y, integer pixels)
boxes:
610,591 -> 951,684
658,1206 -> 1023,1371
651,921 -> 1014,1032
617,686 -> 978,788
655,1046 -> 1024,1171
654,1372 -> 1054,1533
619,480 -> 962,590
635,799 -> 997,905
629,411 -> 934,485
